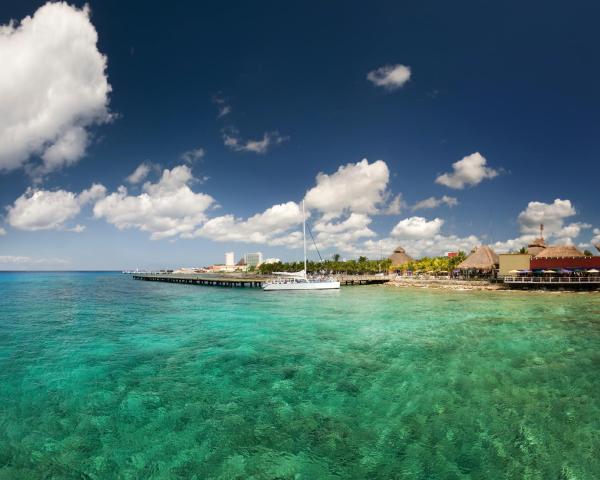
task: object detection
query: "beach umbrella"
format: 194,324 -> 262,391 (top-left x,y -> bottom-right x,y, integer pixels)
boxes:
508,269 -> 519,274
588,268 -> 599,273
559,268 -> 572,274
518,269 -> 531,273
542,269 -> 556,273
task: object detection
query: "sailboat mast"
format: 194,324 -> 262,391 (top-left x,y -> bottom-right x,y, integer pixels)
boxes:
302,200 -> 307,277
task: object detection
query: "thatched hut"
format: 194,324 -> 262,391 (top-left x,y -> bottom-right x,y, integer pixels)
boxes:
389,246 -> 413,266
457,245 -> 499,271
527,237 -> 546,256
595,244 -> 600,254
534,245 -> 584,258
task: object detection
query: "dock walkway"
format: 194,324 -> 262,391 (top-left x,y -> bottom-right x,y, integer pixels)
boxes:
132,273 -> 390,288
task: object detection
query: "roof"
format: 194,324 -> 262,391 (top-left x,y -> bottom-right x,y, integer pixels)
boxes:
236,258 -> 247,266
534,245 -> 585,258
527,236 -> 547,255
389,246 -> 413,266
528,237 -> 546,248
457,245 -> 499,270
596,244 -> 600,253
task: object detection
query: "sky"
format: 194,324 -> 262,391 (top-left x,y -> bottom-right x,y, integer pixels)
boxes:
1,0 -> 599,270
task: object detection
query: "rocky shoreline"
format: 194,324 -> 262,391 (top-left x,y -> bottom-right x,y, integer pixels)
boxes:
386,277 -> 506,291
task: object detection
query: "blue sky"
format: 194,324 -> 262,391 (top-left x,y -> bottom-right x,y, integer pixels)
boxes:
1,0 -> 599,270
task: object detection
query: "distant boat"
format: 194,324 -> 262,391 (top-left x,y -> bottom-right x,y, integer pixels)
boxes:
262,201 -> 340,291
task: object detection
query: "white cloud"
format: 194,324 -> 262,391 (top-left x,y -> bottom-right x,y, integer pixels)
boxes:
0,255 -> 30,264
0,227 -> 6,236
0,2 -> 112,173
367,64 -> 411,90
0,255 -> 69,268
181,148 -> 205,163
354,232 -> 479,259
6,183 -> 105,231
192,202 -> 302,245
435,152 -> 499,189
212,94 -> 231,118
126,162 -> 152,184
591,229 -> 600,247
412,195 -> 458,211
304,159 -> 390,219
384,194 -> 405,215
312,213 -> 376,250
391,216 -> 444,239
223,128 -> 288,154
517,198 -> 576,235
492,198 -> 590,252
94,165 -> 215,240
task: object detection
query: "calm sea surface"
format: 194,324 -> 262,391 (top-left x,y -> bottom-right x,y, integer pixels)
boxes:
0,272 -> 599,479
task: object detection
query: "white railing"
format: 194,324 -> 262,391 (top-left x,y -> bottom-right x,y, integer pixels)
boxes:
504,276 -> 600,284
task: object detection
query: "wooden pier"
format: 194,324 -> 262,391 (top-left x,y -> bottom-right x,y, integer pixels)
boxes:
132,273 -> 390,288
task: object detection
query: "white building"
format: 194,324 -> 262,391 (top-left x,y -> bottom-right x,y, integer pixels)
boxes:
244,252 -> 263,267
225,252 -> 234,267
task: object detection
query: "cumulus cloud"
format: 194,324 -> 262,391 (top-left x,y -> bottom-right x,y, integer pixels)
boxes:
367,64 -> 411,90
126,162 -> 153,184
94,165 -> 215,240
304,159 -> 390,219
192,202 -> 302,245
0,227 -> 6,236
312,213 -> 376,251
517,198 -> 576,235
492,198 -> 590,252
384,194 -> 405,215
360,233 -> 480,259
412,195 -> 458,211
435,152 -> 499,189
223,128 -> 288,154
0,255 -> 69,268
0,2 -> 112,173
591,229 -> 600,247
6,183 -> 105,231
391,216 -> 444,239
180,148 -> 205,163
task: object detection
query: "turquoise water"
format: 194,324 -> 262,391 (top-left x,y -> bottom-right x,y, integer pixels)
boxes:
0,273 -> 599,479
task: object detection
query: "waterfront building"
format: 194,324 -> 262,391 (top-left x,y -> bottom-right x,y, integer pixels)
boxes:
244,252 -> 263,268
389,246 -> 413,267
530,245 -> 600,270
457,246 -> 499,274
225,252 -> 234,267
499,253 -> 532,277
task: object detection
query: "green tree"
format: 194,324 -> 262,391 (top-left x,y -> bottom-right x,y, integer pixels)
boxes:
584,249 -> 593,256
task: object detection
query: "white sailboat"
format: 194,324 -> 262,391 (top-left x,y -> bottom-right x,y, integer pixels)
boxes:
262,201 -> 340,291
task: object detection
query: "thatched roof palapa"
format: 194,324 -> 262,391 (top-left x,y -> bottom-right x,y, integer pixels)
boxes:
596,244 -> 600,254
534,245 -> 584,258
527,237 -> 546,256
457,245 -> 499,270
389,246 -> 413,266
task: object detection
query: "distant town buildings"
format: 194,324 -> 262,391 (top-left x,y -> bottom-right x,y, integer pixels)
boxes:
225,252 -> 234,267
244,252 -> 263,268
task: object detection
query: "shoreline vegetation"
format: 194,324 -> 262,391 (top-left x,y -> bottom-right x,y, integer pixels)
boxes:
257,253 -> 468,276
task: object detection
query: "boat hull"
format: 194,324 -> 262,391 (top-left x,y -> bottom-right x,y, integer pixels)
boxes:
262,281 -> 340,291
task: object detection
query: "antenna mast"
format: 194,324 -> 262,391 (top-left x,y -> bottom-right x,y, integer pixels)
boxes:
302,200 -> 307,277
